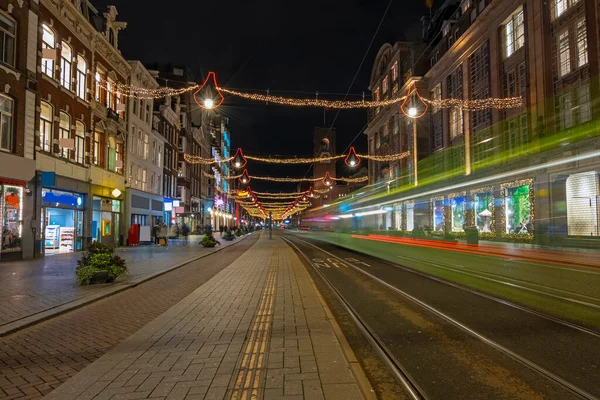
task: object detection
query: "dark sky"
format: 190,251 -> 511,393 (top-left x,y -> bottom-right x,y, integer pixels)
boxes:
95,0 -> 427,191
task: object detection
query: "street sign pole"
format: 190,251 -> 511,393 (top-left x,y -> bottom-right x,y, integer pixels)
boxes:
269,212 -> 273,239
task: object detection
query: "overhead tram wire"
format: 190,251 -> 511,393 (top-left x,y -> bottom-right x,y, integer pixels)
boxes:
302,0 -> 395,180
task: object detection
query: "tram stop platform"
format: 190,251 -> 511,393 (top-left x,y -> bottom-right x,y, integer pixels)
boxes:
45,234 -> 373,400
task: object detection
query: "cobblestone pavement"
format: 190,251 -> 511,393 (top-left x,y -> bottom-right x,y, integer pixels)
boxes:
0,235 -> 239,332
0,236 -> 258,400
44,235 -> 366,400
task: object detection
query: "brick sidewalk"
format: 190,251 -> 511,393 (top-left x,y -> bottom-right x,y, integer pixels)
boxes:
45,236 -> 368,400
0,235 -> 244,336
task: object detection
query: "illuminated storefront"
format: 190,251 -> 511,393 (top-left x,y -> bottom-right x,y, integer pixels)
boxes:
502,179 -> 534,238
471,187 -> 494,235
1,183 -> 24,256
41,189 -> 85,254
566,171 -> 599,236
431,197 -> 444,232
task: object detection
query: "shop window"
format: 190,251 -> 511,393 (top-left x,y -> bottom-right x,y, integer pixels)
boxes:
473,191 -> 494,233
451,196 -> 465,232
76,56 -> 87,100
41,24 -> 55,78
39,101 -> 53,152
1,185 -> 23,252
59,112 -> 70,159
432,198 -> 445,232
405,202 -> 415,231
504,183 -> 532,234
75,121 -> 85,164
60,41 -> 72,90
0,95 -> 14,152
566,172 -> 599,236
0,11 -> 16,67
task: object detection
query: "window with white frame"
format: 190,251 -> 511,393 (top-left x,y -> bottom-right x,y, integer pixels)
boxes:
59,112 -> 70,159
152,140 -> 156,164
504,8 -> 525,58
137,130 -> 143,157
431,84 -> 441,113
157,144 -> 162,167
576,18 -> 588,68
558,30 -> 571,77
133,96 -> 138,115
374,87 -> 380,102
391,61 -> 398,81
382,76 -> 389,94
0,12 -> 16,67
156,174 -> 161,194
143,133 -> 149,160
0,94 -> 14,151
128,164 -> 133,186
75,121 -> 85,164
553,0 -> 581,20
450,108 -> 464,139
145,103 -> 151,123
60,41 -> 72,90
107,136 -> 117,171
106,80 -> 114,109
142,169 -> 147,191
95,71 -> 101,101
136,165 -> 141,186
41,24 -> 55,77
39,101 -> 53,152
76,56 -> 86,100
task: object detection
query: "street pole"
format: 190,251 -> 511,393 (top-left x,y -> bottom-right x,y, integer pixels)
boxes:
269,212 -> 273,239
413,119 -> 418,186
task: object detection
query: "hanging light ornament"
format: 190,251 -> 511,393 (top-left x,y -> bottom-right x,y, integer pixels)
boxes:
301,193 -> 308,202
345,147 -> 361,167
323,172 -> 333,187
231,148 -> 247,169
193,72 -> 225,110
239,169 -> 250,184
308,186 -> 315,198
400,85 -> 428,119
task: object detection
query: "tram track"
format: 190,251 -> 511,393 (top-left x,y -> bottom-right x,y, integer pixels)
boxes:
283,234 -> 600,400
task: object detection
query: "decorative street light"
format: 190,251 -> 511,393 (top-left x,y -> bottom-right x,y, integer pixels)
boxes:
345,147 -> 361,167
204,98 -> 214,109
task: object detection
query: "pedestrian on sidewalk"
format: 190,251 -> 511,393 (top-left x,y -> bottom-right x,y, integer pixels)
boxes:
152,224 -> 160,245
182,224 -> 189,245
219,226 -> 224,236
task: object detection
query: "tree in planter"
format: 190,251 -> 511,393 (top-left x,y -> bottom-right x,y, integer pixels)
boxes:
200,231 -> 219,247
222,229 -> 235,241
76,243 -> 127,285
235,228 -> 243,237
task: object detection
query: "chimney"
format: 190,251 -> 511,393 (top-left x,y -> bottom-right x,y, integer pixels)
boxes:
421,15 -> 431,40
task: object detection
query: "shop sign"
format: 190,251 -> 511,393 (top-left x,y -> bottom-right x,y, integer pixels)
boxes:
42,189 -> 83,208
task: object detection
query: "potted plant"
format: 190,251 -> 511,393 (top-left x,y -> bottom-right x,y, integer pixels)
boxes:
76,242 -> 127,285
222,229 -> 235,241
200,231 -> 219,247
235,228 -> 243,237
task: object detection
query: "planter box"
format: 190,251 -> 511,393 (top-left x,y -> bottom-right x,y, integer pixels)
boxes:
90,270 -> 110,284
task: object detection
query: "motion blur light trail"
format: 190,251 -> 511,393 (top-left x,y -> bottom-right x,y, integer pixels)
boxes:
353,234 -> 600,271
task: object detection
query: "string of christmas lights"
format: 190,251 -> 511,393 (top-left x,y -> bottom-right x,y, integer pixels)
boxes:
424,97 -> 523,111
218,87 -> 407,109
245,154 -> 345,163
98,79 -> 198,100
362,152 -> 410,161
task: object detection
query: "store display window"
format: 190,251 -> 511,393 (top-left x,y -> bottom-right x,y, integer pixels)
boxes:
473,191 -> 494,233
451,196 -> 465,232
1,185 -> 23,252
504,183 -> 533,235
431,197 -> 444,232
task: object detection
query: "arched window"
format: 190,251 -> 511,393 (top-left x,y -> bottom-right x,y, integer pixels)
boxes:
41,24 -> 55,77
76,56 -> 87,100
59,112 -> 70,158
39,101 -> 53,152
60,41 -> 72,89
75,121 -> 85,164
0,94 -> 14,151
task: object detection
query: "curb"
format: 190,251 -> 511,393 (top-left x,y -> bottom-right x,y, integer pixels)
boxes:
0,236 -> 250,337
301,258 -> 377,400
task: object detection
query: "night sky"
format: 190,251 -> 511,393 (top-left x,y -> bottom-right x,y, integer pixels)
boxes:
95,0 -> 427,191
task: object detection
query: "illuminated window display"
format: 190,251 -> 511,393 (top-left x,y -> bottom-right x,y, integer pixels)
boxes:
503,182 -> 533,234
473,190 -> 494,233
450,196 -> 466,232
1,185 -> 23,252
432,197 -> 444,232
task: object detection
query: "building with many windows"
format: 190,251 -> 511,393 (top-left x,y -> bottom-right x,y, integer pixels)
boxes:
0,0 -> 38,260
34,1 -> 130,256
123,61 -> 165,243
363,0 -> 600,245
